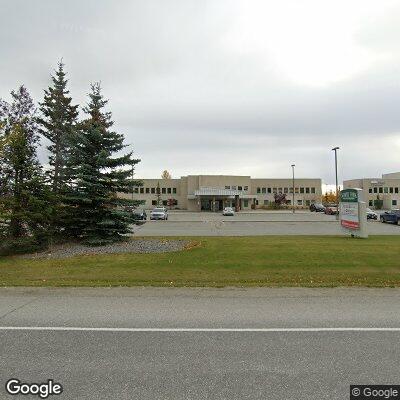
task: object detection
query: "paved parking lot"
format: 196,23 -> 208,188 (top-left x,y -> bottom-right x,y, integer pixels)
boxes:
133,211 -> 400,236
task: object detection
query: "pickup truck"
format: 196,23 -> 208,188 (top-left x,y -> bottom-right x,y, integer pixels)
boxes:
380,210 -> 400,224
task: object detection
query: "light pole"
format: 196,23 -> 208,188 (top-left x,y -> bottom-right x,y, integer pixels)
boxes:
332,147 -> 339,219
291,164 -> 295,213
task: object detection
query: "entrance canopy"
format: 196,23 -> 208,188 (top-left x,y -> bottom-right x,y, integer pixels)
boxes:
192,187 -> 252,198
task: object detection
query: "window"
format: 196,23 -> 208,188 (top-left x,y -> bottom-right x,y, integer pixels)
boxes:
244,186 -> 248,191
305,187 -> 310,194
384,187 -> 388,193
300,187 -> 305,194
162,188 -> 166,194
284,187 -> 288,194
263,200 -> 269,205
393,200 -> 398,206
311,187 -> 316,194
295,187 -> 299,194
238,186 -> 242,191
151,188 -> 155,194
151,200 -> 157,205
287,200 -> 291,205
146,188 -> 150,194
278,188 -> 283,193
255,200 -> 259,205
379,187 -> 383,193
297,200 -> 303,205
173,188 -> 177,194
390,187 -> 394,194
273,188 -> 277,193
243,199 -> 248,207
167,188 -> 171,194
232,186 -> 237,190
262,187 -> 266,194
225,186 -> 230,189
289,187 -> 293,193
257,187 -> 261,193
134,187 -> 139,193
369,188 -> 372,193
396,187 -> 399,194
162,200 -> 168,206
305,200 -> 311,206
140,188 -> 144,194
369,200 -> 373,206
267,188 -> 272,193
373,187 -> 378,194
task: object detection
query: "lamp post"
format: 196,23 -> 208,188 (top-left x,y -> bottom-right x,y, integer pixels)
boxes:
291,164 -> 295,213
332,147 -> 339,219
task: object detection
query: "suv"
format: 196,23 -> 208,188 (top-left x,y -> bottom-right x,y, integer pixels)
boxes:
150,207 -> 168,220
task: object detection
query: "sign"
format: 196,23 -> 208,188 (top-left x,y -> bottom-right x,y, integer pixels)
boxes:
340,189 -> 360,230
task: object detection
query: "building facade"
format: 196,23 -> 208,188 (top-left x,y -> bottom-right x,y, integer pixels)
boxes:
120,175 -> 322,211
343,172 -> 400,210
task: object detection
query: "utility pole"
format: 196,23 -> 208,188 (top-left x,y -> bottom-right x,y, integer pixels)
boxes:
332,147 -> 340,220
291,164 -> 295,213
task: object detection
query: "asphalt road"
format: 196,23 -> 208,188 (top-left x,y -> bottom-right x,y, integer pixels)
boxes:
1,287 -> 400,399
132,211 -> 400,236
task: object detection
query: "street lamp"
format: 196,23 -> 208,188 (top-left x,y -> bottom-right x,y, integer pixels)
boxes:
291,164 -> 295,213
332,147 -> 339,219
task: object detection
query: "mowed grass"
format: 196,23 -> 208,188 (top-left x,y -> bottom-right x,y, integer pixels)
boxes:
0,236 -> 399,287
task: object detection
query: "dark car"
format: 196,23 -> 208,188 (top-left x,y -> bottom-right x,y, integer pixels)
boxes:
310,203 -> 325,212
132,208 -> 147,220
380,210 -> 400,224
324,206 -> 339,215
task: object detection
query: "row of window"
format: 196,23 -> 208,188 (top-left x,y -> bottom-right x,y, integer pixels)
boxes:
224,185 -> 249,191
150,199 -> 178,206
256,199 -> 310,206
369,187 -> 399,194
256,187 -> 316,194
133,187 -> 177,194
368,199 -> 397,206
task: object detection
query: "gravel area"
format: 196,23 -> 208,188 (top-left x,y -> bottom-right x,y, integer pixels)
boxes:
20,239 -> 192,260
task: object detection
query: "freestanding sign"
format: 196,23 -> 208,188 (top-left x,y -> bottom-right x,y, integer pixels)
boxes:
339,188 -> 368,238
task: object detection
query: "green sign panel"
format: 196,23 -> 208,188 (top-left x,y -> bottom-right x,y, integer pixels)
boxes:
340,188 -> 358,203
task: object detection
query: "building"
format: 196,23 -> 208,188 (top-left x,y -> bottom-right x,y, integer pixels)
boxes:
343,172 -> 400,209
120,175 -> 322,211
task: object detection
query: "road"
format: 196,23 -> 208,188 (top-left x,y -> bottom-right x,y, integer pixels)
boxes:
1,287 -> 400,399
132,211 -> 400,236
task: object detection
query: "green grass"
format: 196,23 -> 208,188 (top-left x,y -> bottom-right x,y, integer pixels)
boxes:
0,236 -> 399,287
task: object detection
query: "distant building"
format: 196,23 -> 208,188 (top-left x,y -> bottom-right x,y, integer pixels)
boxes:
343,172 -> 400,209
120,175 -> 322,211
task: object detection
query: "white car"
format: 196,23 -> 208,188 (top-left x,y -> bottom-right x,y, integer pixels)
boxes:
222,207 -> 234,216
150,207 -> 168,220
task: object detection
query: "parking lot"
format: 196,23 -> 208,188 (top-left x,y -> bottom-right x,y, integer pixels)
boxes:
132,211 -> 400,236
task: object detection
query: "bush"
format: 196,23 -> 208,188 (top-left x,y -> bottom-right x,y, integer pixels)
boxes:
0,236 -> 48,256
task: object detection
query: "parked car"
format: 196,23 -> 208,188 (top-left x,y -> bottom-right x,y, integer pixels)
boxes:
150,207 -> 168,220
324,206 -> 339,215
366,208 -> 378,220
380,210 -> 400,224
310,203 -> 325,212
132,208 -> 147,220
222,207 -> 234,216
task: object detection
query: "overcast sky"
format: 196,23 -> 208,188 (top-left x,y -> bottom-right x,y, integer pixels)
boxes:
1,0 -> 400,185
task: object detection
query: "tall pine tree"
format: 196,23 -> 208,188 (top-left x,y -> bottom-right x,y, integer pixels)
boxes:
0,86 -> 51,252
38,60 -> 78,193
65,83 -> 141,245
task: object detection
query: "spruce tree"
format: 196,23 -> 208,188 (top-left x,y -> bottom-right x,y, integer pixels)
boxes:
0,86 -> 51,251
65,83 -> 141,245
38,60 -> 78,193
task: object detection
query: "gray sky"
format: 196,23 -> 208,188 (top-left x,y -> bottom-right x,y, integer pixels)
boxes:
1,0 -> 400,185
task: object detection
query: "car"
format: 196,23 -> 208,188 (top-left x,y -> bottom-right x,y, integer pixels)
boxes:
150,207 -> 168,220
366,208 -> 378,220
324,206 -> 339,215
222,207 -> 234,216
380,210 -> 400,224
132,208 -> 147,220
310,203 -> 325,212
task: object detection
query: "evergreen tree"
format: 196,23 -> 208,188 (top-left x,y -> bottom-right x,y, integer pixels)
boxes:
65,83 -> 141,245
38,60 -> 78,193
0,86 -> 51,251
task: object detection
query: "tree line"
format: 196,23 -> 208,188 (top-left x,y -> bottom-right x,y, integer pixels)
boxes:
0,61 -> 142,255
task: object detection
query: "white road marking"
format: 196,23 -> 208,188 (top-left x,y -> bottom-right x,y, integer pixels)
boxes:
0,327 -> 400,332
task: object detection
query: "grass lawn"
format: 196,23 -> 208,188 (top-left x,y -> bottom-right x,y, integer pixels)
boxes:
0,236 -> 399,287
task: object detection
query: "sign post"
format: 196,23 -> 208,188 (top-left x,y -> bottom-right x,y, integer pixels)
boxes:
339,188 -> 368,238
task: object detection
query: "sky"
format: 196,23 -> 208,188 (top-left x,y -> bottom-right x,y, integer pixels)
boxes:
1,0 -> 400,186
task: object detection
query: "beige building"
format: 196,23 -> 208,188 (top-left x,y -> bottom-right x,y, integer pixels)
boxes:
121,175 -> 322,211
344,172 -> 400,210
